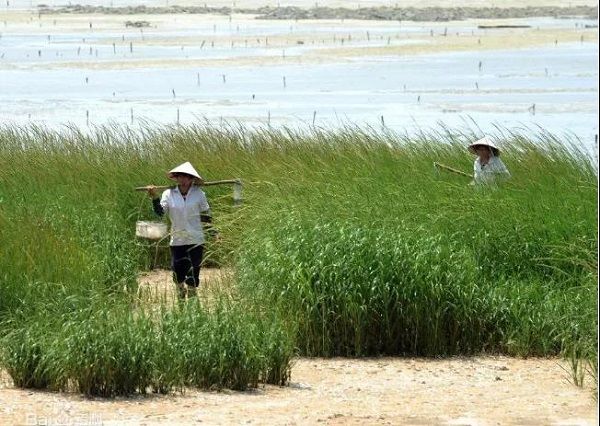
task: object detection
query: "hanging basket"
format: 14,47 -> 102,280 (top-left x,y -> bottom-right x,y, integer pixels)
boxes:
135,221 -> 168,240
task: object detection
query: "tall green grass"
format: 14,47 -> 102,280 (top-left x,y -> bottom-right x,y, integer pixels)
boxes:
233,129 -> 596,360
0,123 -> 596,394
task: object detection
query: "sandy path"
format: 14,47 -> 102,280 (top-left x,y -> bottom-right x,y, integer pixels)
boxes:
1,356 -> 596,425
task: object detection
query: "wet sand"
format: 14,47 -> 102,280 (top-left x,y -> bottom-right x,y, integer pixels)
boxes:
2,8 -> 597,70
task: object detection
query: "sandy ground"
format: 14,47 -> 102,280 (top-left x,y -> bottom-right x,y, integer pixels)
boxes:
2,269 -> 596,425
0,355 -> 597,425
1,7 -> 597,70
8,0 -> 595,9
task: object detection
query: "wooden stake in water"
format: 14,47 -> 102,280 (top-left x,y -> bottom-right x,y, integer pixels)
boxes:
86,110 -> 89,126
177,108 -> 180,124
312,110 -> 316,126
283,76 -> 286,88
130,108 -> 134,124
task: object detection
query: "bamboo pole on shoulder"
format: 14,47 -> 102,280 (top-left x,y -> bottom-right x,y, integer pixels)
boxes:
433,162 -> 473,178
135,179 -> 243,205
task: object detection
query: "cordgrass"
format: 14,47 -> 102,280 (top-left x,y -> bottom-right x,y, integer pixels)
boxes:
0,123 -> 596,395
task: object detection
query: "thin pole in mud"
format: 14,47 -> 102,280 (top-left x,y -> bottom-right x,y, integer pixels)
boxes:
177,108 -> 180,124
283,76 -> 286,88
268,110 -> 271,126
172,89 -> 176,98
313,110 -> 316,126
86,110 -> 89,126
197,73 -> 200,86
130,108 -> 134,125
475,82 -> 479,90
381,115 -> 385,126
478,61 -> 482,71
112,43 -> 116,54
222,74 -> 226,83
129,42 -> 133,53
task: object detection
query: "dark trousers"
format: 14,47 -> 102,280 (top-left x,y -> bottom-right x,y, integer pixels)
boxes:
170,244 -> 204,287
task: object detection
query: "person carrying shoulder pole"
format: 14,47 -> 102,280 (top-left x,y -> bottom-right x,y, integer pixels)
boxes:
146,161 -> 215,299
468,136 -> 511,185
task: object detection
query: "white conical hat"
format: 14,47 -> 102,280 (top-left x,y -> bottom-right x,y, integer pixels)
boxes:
167,162 -> 203,182
468,136 -> 501,156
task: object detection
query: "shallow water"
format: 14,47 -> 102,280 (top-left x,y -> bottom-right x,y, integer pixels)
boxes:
0,11 -> 597,149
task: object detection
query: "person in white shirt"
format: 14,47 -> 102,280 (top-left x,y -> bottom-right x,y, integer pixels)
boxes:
468,136 -> 511,185
147,162 -> 213,298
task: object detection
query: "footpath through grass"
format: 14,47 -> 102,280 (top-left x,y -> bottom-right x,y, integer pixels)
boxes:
0,124 -> 596,395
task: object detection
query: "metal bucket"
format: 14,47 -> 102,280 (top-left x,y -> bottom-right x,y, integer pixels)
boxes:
135,221 -> 168,240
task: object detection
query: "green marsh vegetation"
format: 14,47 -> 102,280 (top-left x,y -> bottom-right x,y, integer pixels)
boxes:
0,123 -> 596,396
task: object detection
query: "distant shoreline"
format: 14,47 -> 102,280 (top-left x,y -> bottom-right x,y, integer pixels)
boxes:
40,4 -> 599,21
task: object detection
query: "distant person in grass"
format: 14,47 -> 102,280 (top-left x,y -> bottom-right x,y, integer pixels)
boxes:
468,136 -> 511,185
147,162 -> 215,298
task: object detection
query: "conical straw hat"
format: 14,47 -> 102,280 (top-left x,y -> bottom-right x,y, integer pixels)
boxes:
468,136 -> 501,156
167,162 -> 203,183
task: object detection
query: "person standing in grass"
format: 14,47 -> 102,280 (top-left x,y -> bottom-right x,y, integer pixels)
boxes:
147,161 -> 213,298
468,136 -> 511,185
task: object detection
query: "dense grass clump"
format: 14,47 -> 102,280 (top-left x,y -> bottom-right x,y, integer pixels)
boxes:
0,123 -> 596,394
234,131 -> 597,361
1,299 -> 292,396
